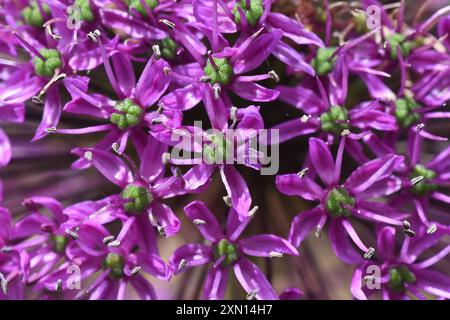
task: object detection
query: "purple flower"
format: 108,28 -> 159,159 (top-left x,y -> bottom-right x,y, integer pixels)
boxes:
351,225 -> 450,300
169,201 -> 298,300
277,137 -> 406,263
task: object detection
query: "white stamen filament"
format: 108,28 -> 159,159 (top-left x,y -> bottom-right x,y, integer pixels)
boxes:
130,266 -> 142,275
65,228 -> 79,240
269,251 -> 283,258
426,224 -> 437,234
248,206 -> 258,217
178,259 -> 187,271
411,175 -> 424,186
193,219 -> 206,226
297,167 -> 309,178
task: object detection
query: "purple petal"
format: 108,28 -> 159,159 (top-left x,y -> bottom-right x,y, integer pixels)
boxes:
231,81 -> 280,102
309,137 -> 335,186
169,243 -> 212,274
158,84 -> 203,111
279,287 -> 303,300
351,265 -> 367,300
329,219 -> 364,264
149,202 -> 180,237
289,208 -> 324,247
184,201 -> 223,242
414,269 -> 450,299
276,174 -> 324,201
32,86 -> 62,142
220,165 -> 252,218
239,234 -> 298,257
376,226 -> 397,261
139,135 -> 167,183
71,147 -> 133,187
0,128 -> 11,167
271,118 -> 320,143
203,264 -> 229,300
136,252 -> 170,280
233,257 -> 278,300
272,42 -> 315,76
135,58 -> 171,108
111,53 -> 136,97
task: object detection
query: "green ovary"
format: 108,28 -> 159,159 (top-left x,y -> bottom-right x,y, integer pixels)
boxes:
395,97 -> 420,128
33,49 -> 62,78
203,57 -> 234,86
51,235 -> 69,254
213,239 -> 239,266
110,99 -> 143,130
233,0 -> 264,26
121,184 -> 152,214
325,187 -> 355,217
22,1 -> 50,27
71,0 -> 94,22
388,266 -> 416,292
311,47 -> 337,76
158,37 -> 177,60
320,105 -> 350,133
386,33 -> 414,59
410,164 -> 437,196
103,253 -> 125,279
129,0 -> 158,16
203,134 -> 230,164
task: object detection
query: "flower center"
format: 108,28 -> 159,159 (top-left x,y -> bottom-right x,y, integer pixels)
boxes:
121,184 -> 152,214
71,0 -> 94,22
50,235 -> 69,254
158,37 -> 177,60
388,266 -> 416,292
203,57 -> 234,86
325,187 -> 355,217
213,239 -> 239,266
103,253 -> 125,280
21,1 -> 50,27
232,0 -> 264,27
320,105 -> 349,133
395,97 -> 420,128
410,164 -> 437,196
33,49 -> 62,78
311,47 -> 337,76
110,99 -> 143,130
203,134 -> 230,164
386,33 -> 414,59
128,0 -> 158,16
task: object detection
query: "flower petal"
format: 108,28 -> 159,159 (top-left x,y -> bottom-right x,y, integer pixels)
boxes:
309,137 -> 335,186
169,243 -> 212,274
289,208 -> 324,247
329,219 -> 364,264
135,58 -> 171,108
230,81 -> 280,102
239,234 -> 298,257
184,201 -> 223,242
276,174 -> 324,201
203,264 -> 229,300
220,165 -> 252,218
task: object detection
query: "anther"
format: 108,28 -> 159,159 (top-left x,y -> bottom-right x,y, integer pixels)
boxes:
402,220 -> 411,230
341,129 -> 351,136
162,152 -> 171,165
103,235 -> 115,245
426,224 -> 437,234
364,247 -> 375,259
65,228 -> 79,240
152,45 -> 161,58
107,240 -> 121,248
87,30 -> 101,42
248,206 -> 258,217
213,83 -> 221,99
112,143 -> 120,154
178,259 -> 187,271
411,175 -> 424,186
300,114 -> 311,123
55,279 -> 62,292
157,225 -> 167,238
405,229 -> 416,237
193,219 -> 206,226
246,289 -> 258,300
223,195 -> 232,207
416,123 -> 425,132
32,96 -> 44,105
269,251 -> 283,258
315,225 -> 322,238
268,70 -> 280,82
83,151 -> 93,161
0,246 -> 13,253
297,167 -> 309,178
159,19 -> 175,29
163,66 -> 171,75
0,273 -> 8,295
44,127 -> 57,133
130,266 -> 142,275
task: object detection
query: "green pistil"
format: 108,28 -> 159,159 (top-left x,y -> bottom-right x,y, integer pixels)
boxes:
121,184 -> 152,214
51,235 -> 69,254
311,47 -> 337,76
395,97 -> 420,128
33,49 -> 62,78
103,253 -> 125,280
320,105 -> 349,133
203,134 -> 230,164
325,187 -> 355,217
110,99 -> 143,130
388,266 -> 416,292
410,164 -> 437,196
233,0 -> 263,26
213,239 -> 238,267
129,0 -> 158,17
21,1 -> 50,27
71,0 -> 94,22
386,33 -> 414,59
158,37 -> 177,60
203,57 -> 234,86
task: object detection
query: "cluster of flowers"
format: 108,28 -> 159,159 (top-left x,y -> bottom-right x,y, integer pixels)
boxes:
0,0 -> 449,300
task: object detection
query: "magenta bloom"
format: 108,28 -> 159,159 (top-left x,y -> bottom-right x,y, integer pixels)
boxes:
169,201 -> 298,300
277,137 -> 406,263
351,225 -> 450,300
